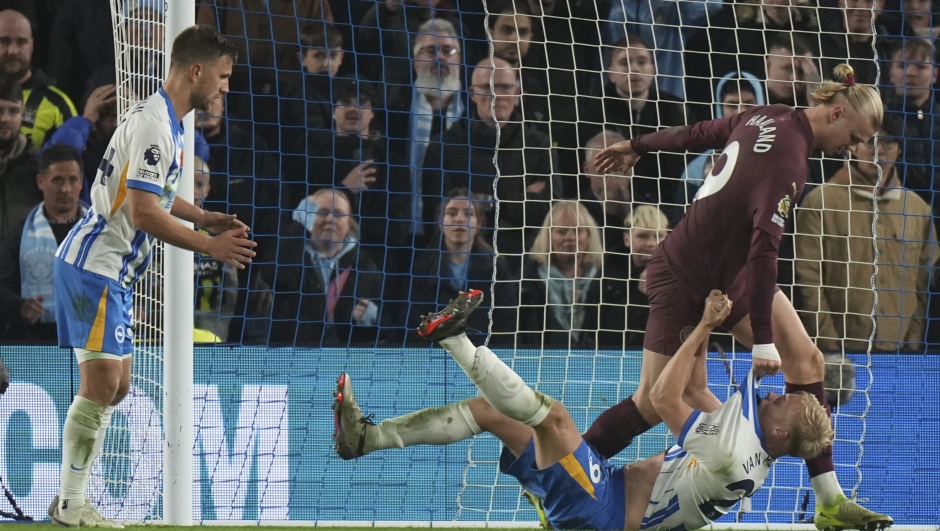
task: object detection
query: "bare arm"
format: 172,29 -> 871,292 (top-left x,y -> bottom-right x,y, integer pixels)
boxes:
169,196 -> 206,226
128,189 -> 257,268
130,188 -> 211,252
651,291 -> 731,439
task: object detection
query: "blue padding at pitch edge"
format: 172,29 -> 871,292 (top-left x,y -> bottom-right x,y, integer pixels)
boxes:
0,346 -> 936,524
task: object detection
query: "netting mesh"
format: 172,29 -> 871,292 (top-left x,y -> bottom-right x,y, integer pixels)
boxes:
86,0 -> 940,524
89,1 -> 168,522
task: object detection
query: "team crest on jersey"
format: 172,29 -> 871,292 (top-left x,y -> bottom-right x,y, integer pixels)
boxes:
144,145 -> 161,165
679,326 -> 696,343
772,194 -> 791,227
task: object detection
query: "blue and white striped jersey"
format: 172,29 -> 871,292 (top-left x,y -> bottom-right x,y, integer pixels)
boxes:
641,371 -> 772,531
57,88 -> 184,286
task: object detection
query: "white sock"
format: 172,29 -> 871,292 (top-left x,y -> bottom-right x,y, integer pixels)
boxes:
59,397 -> 107,512
811,471 -> 845,506
366,399 -> 482,453
438,333 -> 478,371
440,335 -> 551,427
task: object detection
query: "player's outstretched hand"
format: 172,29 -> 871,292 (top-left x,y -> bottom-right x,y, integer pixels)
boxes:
208,226 -> 257,269
701,289 -> 731,329
593,140 -> 641,175
202,211 -> 250,236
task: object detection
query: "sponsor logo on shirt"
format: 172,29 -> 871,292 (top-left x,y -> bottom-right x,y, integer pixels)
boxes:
144,144 -> 161,165
772,194 -> 791,227
694,423 -> 720,436
136,168 -> 160,182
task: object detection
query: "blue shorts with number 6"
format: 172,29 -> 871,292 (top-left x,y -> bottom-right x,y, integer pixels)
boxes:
500,439 -> 626,530
55,258 -> 134,356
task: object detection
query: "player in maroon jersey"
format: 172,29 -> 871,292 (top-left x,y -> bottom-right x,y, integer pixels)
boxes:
588,64 -> 892,530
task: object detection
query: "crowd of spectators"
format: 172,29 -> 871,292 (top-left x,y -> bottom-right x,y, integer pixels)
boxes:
0,0 -> 937,353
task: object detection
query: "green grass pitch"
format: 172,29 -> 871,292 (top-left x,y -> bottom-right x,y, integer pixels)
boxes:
1,526 -> 801,531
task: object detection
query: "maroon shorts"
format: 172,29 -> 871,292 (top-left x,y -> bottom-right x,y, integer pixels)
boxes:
642,256 -> 754,356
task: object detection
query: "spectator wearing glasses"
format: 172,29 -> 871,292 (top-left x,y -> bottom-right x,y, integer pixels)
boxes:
247,189 -> 383,347
883,39 -> 940,217
284,79 -> 398,255
795,113 -> 938,353
355,0 -> 476,91
421,57 -> 555,273
385,18 -> 467,249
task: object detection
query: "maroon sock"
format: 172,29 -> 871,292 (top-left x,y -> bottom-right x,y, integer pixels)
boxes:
785,381 -> 835,477
582,396 -> 653,459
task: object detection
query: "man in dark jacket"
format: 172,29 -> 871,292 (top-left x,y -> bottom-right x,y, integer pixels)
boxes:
884,38 -> 940,219
421,58 -> 556,272
0,9 -> 76,148
819,0 -> 893,85
578,34 -> 688,218
0,75 -> 39,236
248,190 -> 383,347
0,145 -> 83,341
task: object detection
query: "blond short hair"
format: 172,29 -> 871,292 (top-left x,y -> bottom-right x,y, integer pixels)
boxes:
811,63 -> 883,131
529,201 -> 603,269
789,391 -> 834,460
624,204 -> 668,231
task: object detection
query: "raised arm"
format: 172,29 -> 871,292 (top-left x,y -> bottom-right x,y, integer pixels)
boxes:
651,290 -> 731,439
593,114 -> 740,175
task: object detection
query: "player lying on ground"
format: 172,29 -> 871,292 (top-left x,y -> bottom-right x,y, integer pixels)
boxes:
588,63 -> 891,530
333,290 -> 835,531
50,26 -> 255,528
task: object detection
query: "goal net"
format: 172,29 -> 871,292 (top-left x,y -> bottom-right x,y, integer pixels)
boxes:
90,0 -> 938,526
87,1 -> 168,522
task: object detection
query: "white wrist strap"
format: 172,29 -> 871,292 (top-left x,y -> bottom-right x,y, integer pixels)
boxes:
752,343 -> 781,362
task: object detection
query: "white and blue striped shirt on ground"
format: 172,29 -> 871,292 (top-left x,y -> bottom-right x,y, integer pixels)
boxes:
642,371 -> 772,531
57,88 -> 184,287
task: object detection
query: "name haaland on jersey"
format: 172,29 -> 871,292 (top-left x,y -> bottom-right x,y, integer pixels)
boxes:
57,89 -> 184,287
642,372 -> 772,530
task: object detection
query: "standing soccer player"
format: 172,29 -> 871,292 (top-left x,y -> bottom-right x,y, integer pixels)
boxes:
50,26 -> 256,527
589,64 -> 892,530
